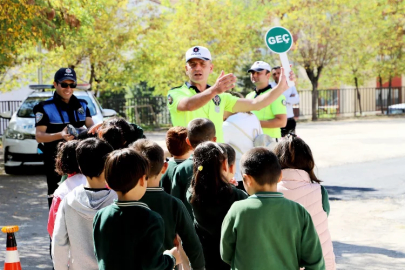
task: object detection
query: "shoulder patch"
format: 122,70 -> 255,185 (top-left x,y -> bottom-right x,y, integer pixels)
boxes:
77,98 -> 88,105
35,112 -> 43,123
168,94 -> 173,105
282,99 -> 287,106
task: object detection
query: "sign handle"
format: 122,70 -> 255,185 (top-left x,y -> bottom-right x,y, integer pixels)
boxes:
280,52 -> 295,87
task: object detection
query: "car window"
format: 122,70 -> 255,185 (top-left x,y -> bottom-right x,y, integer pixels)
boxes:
17,95 -> 97,118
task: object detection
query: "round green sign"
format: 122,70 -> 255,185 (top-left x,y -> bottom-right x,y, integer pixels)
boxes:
265,26 -> 293,54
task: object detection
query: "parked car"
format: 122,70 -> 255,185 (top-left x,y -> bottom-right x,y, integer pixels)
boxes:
0,85 -> 117,174
387,103 -> 405,114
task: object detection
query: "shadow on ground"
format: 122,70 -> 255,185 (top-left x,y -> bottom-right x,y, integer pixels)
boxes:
334,241 -> 405,259
324,185 -> 377,201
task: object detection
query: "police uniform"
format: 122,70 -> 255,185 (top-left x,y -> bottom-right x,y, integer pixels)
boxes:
246,85 -> 287,139
34,87 -> 91,207
167,82 -> 238,142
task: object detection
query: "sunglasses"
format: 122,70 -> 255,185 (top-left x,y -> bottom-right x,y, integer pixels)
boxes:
59,82 -> 77,88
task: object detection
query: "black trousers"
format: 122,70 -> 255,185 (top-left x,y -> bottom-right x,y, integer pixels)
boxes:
281,117 -> 297,137
43,146 -> 60,209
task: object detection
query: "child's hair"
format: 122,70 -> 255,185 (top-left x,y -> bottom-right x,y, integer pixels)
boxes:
76,138 -> 114,178
240,147 -> 281,186
273,135 -> 321,184
166,126 -> 190,156
190,142 -> 231,205
55,140 -> 80,175
104,148 -> 149,195
187,118 -> 216,148
220,143 -> 235,166
131,139 -> 164,178
98,117 -> 133,150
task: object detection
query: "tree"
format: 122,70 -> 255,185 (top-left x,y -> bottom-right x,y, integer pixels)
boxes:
270,0 -> 349,120
135,0 -> 265,95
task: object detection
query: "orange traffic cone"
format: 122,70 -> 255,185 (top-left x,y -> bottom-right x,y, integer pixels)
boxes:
2,226 -> 21,270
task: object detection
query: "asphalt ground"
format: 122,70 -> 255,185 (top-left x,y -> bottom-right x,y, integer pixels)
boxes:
0,117 -> 404,269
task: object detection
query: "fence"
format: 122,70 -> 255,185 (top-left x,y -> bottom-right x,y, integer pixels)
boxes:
100,87 -> 405,126
0,101 -> 22,135
0,87 -> 403,135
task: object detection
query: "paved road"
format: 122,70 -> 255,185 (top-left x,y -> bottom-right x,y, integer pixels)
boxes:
0,117 -> 404,269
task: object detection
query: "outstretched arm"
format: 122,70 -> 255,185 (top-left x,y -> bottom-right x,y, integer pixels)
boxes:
177,72 -> 237,111
232,68 -> 294,112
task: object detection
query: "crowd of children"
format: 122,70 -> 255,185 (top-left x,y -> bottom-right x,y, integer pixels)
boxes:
48,116 -> 335,270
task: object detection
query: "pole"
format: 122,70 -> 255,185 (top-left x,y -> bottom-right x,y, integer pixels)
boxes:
37,44 -> 43,84
279,53 -> 295,87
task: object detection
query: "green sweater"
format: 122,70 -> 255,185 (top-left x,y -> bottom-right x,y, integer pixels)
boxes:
93,201 -> 175,270
140,187 -> 205,270
220,192 -> 325,270
171,157 -> 194,218
161,159 -> 185,194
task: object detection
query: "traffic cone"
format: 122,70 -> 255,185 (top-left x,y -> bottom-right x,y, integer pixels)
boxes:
1,226 -> 21,270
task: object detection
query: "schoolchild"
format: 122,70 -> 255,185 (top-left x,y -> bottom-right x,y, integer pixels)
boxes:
274,135 -> 336,270
171,118 -> 216,218
48,140 -> 86,238
220,147 -> 325,270
52,138 -> 116,269
187,142 -> 247,270
96,117 -> 138,150
93,148 -> 181,269
161,126 -> 191,194
132,139 -> 205,270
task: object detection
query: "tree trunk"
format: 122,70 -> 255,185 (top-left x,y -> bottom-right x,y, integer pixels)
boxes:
311,81 -> 318,121
378,74 -> 383,114
354,77 -> 362,115
387,76 -> 392,115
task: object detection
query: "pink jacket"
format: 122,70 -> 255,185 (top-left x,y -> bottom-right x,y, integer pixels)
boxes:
48,174 -> 87,238
277,169 -> 336,270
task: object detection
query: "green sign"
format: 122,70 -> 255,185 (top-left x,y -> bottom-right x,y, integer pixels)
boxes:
265,27 -> 293,54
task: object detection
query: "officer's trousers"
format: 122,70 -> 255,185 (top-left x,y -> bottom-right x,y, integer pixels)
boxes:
43,146 -> 60,209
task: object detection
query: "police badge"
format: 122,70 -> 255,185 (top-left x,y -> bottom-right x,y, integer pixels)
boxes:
168,94 -> 173,105
212,95 -> 221,113
35,112 -> 43,123
78,107 -> 85,115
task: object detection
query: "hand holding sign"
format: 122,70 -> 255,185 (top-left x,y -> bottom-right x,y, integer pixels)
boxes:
265,26 -> 295,87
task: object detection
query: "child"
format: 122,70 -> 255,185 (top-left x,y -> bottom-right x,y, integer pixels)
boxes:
52,138 -> 116,269
161,126 -> 191,194
48,140 -> 86,238
274,135 -> 336,270
187,142 -> 247,270
97,117 -> 143,150
172,118 -> 216,218
220,143 -> 238,186
93,148 -> 181,269
132,139 -> 205,270
220,147 -> 325,270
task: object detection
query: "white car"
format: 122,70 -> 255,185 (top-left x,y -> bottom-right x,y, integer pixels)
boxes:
0,85 -> 117,174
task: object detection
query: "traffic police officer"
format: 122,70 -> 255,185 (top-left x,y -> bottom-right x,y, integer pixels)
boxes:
167,46 -> 294,142
246,61 -> 287,140
270,66 -> 300,136
34,68 -> 94,208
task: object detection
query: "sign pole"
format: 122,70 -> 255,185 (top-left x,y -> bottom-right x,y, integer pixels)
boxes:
265,26 -> 295,87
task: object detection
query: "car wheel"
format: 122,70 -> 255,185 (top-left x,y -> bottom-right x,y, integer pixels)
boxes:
4,166 -> 19,175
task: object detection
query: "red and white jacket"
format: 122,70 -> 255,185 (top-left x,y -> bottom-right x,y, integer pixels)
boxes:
48,174 -> 86,238
277,169 -> 336,270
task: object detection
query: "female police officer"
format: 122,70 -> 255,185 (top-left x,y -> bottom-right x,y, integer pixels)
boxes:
34,68 -> 94,208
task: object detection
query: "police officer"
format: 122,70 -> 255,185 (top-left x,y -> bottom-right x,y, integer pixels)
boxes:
34,68 -> 94,208
246,61 -> 287,140
270,66 -> 300,136
167,46 -> 295,142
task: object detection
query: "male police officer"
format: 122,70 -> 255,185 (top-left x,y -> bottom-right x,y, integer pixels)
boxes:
167,46 -> 295,142
270,66 -> 300,136
34,68 -> 94,207
246,61 -> 287,140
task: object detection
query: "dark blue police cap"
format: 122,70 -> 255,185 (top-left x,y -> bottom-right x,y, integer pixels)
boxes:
54,68 -> 77,83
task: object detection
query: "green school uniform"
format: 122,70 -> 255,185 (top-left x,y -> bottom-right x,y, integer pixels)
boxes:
93,201 -> 175,270
171,156 -> 194,218
220,192 -> 325,270
167,83 -> 239,142
140,187 -> 205,270
161,158 -> 185,194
